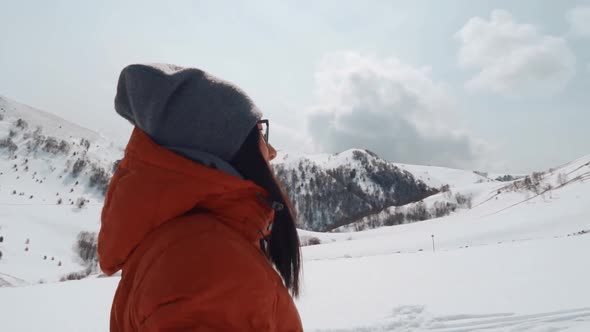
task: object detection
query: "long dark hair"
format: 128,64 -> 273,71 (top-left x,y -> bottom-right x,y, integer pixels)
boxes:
231,127 -> 301,297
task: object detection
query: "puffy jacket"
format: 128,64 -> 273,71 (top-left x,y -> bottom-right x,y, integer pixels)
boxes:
98,128 -> 303,331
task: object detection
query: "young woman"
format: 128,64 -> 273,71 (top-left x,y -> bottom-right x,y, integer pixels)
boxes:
98,64 -> 303,331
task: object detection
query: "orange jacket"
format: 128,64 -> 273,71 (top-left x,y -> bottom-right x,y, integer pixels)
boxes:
98,128 -> 303,331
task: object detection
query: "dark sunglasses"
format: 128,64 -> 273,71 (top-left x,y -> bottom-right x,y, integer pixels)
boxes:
258,119 -> 269,144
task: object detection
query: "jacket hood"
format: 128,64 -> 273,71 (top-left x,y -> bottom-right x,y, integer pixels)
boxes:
98,128 -> 275,275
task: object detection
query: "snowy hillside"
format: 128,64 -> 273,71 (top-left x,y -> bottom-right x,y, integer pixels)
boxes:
273,150 -> 439,231
0,95 -> 589,331
272,150 -> 515,231
0,96 -> 122,285
1,152 -> 588,331
300,153 -> 590,257
332,155 -> 582,233
396,162 -> 501,188
295,154 -> 590,330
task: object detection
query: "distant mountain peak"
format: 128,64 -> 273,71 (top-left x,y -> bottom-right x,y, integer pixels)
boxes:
273,149 -> 439,231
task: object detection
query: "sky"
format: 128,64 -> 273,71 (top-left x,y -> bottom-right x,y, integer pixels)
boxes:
1,0 -> 589,173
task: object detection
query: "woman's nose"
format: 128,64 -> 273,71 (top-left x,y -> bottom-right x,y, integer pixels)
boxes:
268,143 -> 277,161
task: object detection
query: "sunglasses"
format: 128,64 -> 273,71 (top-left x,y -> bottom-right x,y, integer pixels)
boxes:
258,119 -> 269,144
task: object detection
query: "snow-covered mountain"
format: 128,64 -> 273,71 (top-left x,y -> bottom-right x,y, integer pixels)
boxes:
272,150 -> 439,231
272,150 -> 508,231
333,155 -> 589,233
1,95 -> 589,331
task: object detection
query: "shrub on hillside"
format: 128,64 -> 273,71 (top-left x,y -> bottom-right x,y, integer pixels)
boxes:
432,201 -> 457,218
80,138 -> 91,151
0,137 -> 18,153
518,173 -> 543,193
74,231 -> 98,267
42,137 -> 59,153
15,118 -> 28,130
383,207 -> 405,226
353,222 -> 368,232
557,173 -> 568,186
455,193 -> 473,209
406,201 -> 429,221
532,171 -> 544,183
542,184 -> 553,198
41,136 -> 69,155
495,174 -> 515,182
60,266 -> 93,282
58,140 -> 70,153
76,197 -> 87,209
26,127 -> 45,152
89,165 -> 110,195
71,158 -> 87,177
307,237 -> 322,246
300,236 -> 322,246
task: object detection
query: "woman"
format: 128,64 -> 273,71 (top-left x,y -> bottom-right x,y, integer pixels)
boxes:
98,64 -> 303,331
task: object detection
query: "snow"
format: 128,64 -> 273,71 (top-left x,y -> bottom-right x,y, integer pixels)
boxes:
1,235 -> 588,331
0,95 -> 101,142
1,96 -> 589,331
298,236 -> 590,331
0,277 -> 117,332
0,204 -> 103,283
304,156 -> 590,259
294,147 -> 590,331
395,163 -> 490,188
0,96 -> 122,284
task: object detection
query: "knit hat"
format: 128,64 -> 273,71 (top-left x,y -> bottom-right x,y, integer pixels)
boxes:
114,64 -> 262,175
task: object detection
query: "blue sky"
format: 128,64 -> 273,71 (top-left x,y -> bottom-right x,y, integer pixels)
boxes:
1,0 -> 589,173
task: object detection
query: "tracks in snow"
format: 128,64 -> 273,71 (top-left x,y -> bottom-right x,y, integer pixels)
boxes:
312,306 -> 590,331
429,307 -> 590,331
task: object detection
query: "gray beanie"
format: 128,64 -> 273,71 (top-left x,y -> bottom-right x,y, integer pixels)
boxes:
115,64 -> 262,173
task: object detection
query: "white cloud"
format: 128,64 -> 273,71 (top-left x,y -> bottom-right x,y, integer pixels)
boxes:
567,6 -> 590,37
306,52 -> 486,169
456,9 -> 576,96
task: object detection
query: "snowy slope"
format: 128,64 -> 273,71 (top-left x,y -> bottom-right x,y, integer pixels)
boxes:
1,163 -> 588,330
295,155 -> 590,330
396,163 -> 489,188
0,96 -> 589,331
0,96 -> 123,285
0,96 -> 101,142
0,235 -> 589,332
303,154 -> 590,257
0,95 -> 121,168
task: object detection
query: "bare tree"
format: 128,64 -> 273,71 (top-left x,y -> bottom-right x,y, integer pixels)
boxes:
557,173 -> 568,186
